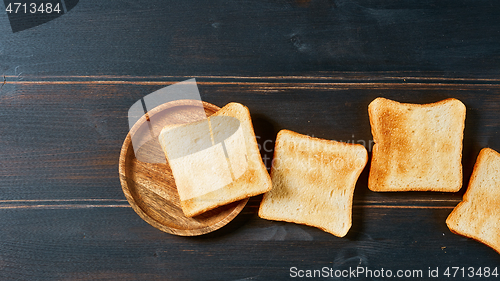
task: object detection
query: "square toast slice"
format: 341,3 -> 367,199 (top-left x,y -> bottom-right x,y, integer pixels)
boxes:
159,102 -> 272,217
258,130 -> 368,237
368,97 -> 466,192
446,148 -> 500,254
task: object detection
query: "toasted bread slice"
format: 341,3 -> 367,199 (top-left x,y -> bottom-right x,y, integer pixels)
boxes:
368,97 -> 466,192
258,130 -> 368,237
446,148 -> 500,254
159,102 -> 272,217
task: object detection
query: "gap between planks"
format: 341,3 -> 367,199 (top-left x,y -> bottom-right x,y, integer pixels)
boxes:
4,74 -> 500,82
0,199 -> 459,210
0,199 -> 130,210
3,81 -> 500,93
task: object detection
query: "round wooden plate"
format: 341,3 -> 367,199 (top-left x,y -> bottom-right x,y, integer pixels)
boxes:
119,100 -> 249,236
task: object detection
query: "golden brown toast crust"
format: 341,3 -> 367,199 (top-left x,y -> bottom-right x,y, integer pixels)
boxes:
368,97 -> 466,192
446,148 -> 500,254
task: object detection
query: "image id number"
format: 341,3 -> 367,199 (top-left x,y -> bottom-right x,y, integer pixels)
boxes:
6,3 -> 61,14
444,267 -> 498,278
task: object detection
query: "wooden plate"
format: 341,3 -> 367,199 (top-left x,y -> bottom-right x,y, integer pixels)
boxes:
119,100 -> 249,236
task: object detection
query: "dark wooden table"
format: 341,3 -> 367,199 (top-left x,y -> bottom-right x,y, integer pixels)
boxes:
1,0 -> 500,280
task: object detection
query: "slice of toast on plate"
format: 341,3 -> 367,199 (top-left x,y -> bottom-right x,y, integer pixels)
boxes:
368,97 -> 466,192
258,129 -> 368,237
159,102 -> 272,217
446,148 -> 500,254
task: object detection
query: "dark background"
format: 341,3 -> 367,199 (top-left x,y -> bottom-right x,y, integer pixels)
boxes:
0,0 -> 499,280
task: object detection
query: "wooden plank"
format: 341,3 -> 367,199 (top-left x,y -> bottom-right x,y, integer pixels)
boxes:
0,79 -> 499,204
1,1 -> 499,77
0,204 -> 499,280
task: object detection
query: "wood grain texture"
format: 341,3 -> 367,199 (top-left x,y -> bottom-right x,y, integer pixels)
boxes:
1,1 -> 500,77
0,205 -> 499,280
0,0 -> 500,278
